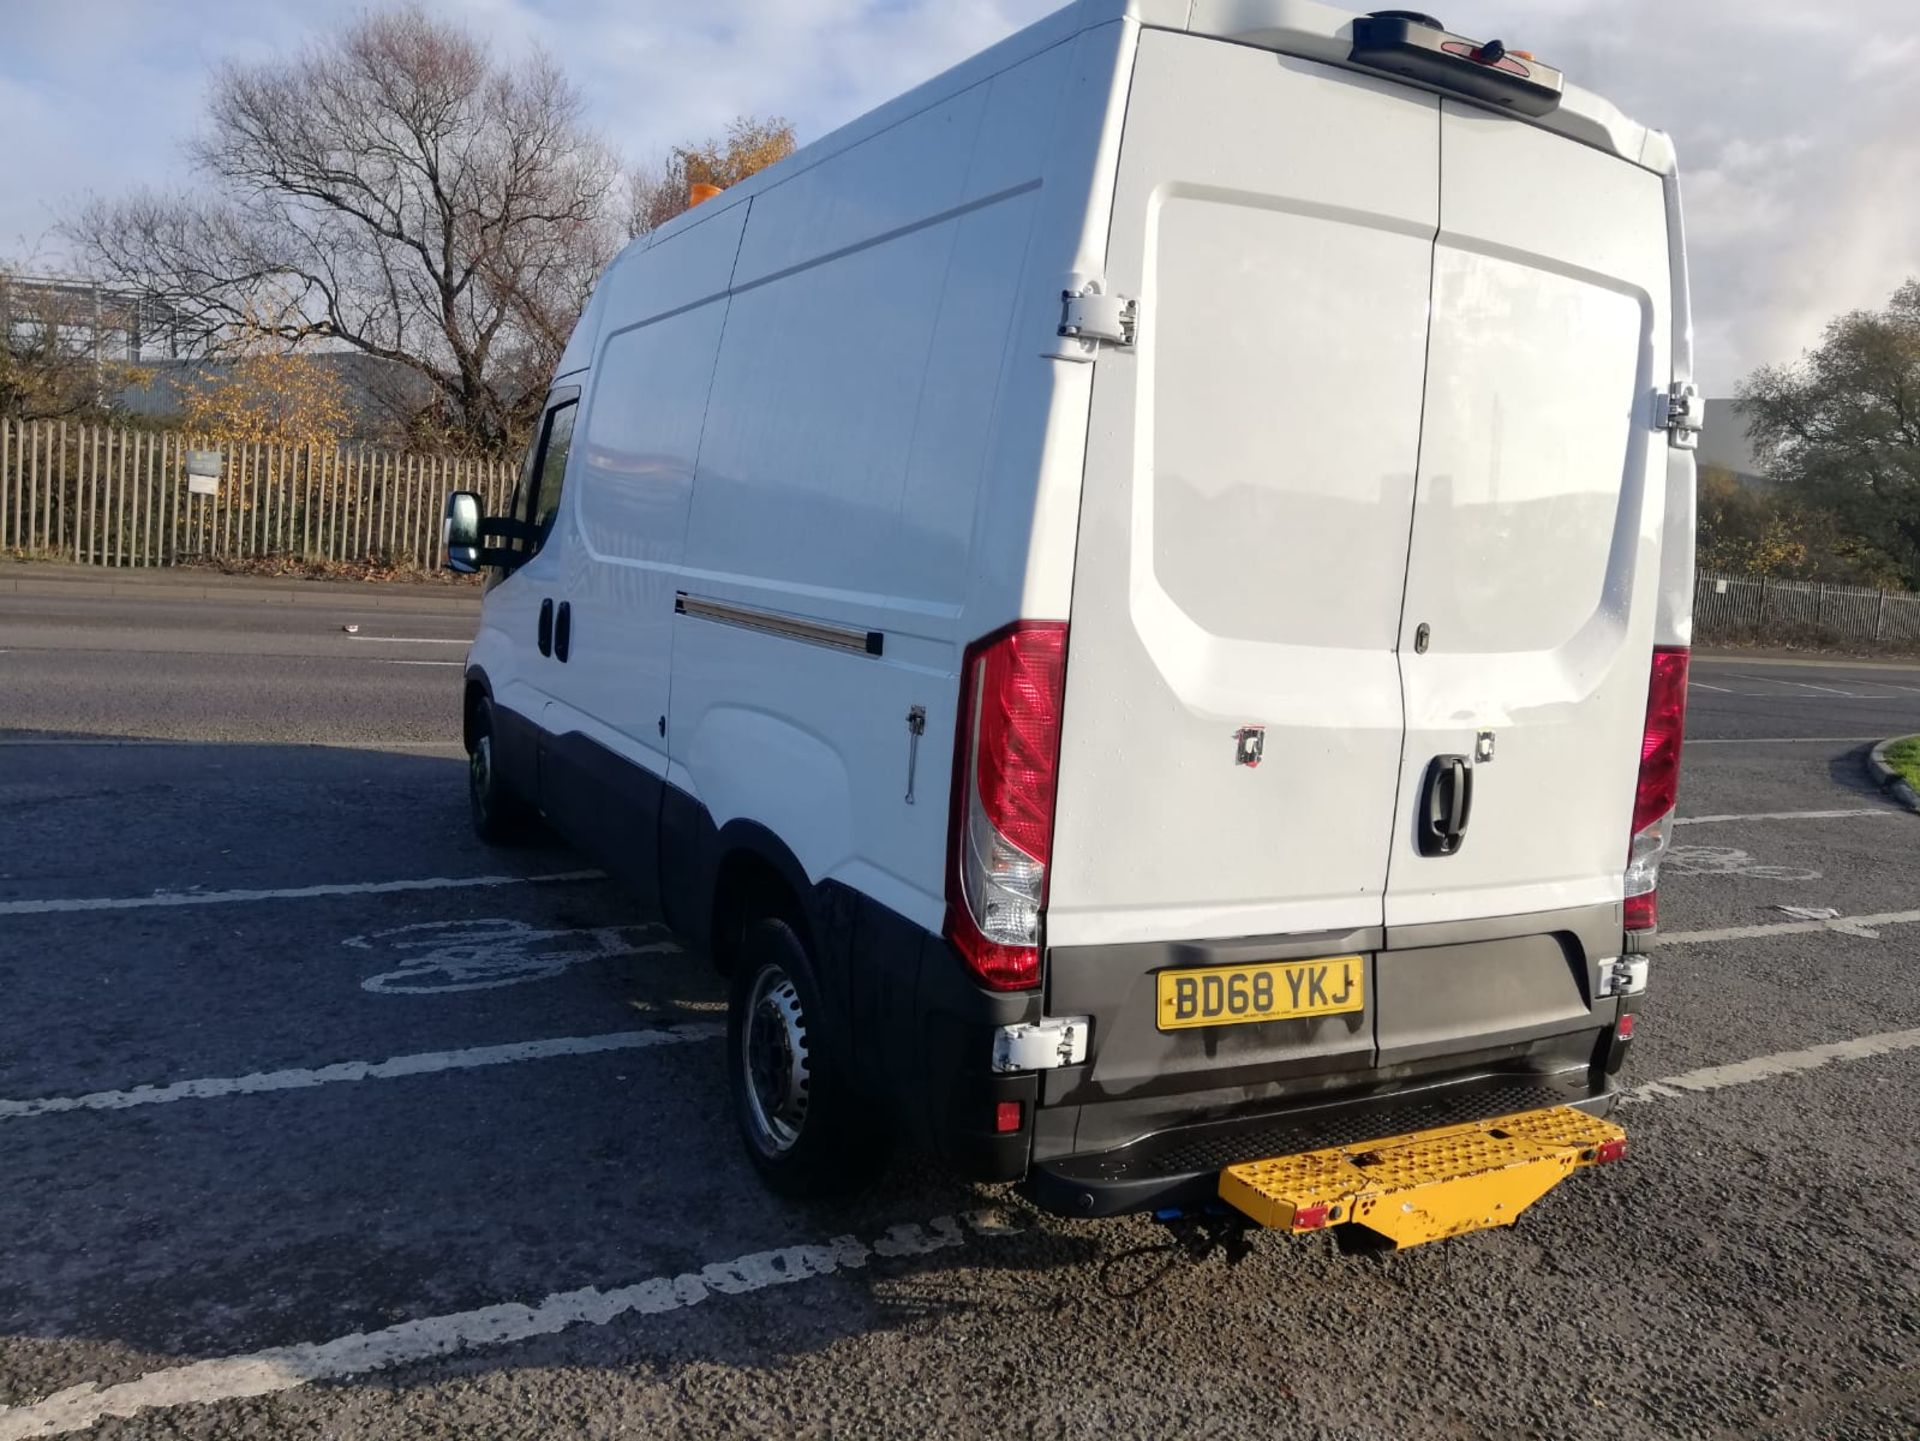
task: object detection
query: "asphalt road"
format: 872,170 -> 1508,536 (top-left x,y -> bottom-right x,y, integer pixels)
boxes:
5,581 -> 1920,1439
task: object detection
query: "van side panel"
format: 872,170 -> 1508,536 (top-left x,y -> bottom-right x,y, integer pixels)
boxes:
669,40 -> 1090,932
1657,168 -> 1697,652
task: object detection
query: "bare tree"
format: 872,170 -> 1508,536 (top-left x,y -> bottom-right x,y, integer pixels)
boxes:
0,269 -> 122,420
628,117 -> 796,238
68,8 -> 621,451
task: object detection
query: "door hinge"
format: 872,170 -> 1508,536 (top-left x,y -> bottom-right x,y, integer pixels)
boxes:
1058,283 -> 1137,349
1655,381 -> 1703,449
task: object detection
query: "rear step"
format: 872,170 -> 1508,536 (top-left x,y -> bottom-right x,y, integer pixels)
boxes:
1023,1070 -> 1615,1218
1220,1105 -> 1626,1249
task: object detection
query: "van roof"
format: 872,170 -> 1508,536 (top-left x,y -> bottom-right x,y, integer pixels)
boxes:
636,1 -> 1670,256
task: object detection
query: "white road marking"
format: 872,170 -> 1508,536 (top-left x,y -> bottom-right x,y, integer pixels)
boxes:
347,918 -> 679,993
1687,680 -> 1734,693
1685,736 -> 1886,746
378,659 -> 464,667
1659,908 -> 1920,946
0,1212 -> 1002,1441
0,1027 -> 720,1120
0,869 -> 605,917
6,1013 -> 1915,1437
1621,1026 -> 1920,1104
1694,655 -> 1920,675
345,635 -> 467,644
1673,807 -> 1894,826
1717,676 -> 1913,699
1661,845 -> 1819,881
0,738 -> 463,751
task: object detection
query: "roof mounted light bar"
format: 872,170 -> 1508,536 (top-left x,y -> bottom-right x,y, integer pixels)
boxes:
1349,12 -> 1564,118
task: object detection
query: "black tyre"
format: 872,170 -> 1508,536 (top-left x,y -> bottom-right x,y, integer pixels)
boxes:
727,916 -> 880,1198
467,695 -> 534,845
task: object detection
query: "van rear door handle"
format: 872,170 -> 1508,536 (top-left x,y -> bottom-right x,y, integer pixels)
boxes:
1417,755 -> 1473,857
537,598 -> 554,658
554,602 -> 572,663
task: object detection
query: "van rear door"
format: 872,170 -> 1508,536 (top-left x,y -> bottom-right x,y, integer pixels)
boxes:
1385,103 -> 1673,931
1047,29 -> 1436,950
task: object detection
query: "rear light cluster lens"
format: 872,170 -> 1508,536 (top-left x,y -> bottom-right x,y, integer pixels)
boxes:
945,623 -> 1068,991
1624,647 -> 1690,932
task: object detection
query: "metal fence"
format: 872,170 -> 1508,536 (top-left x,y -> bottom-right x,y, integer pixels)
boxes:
9,419 -> 1920,646
1694,571 -> 1920,650
0,417 -> 516,570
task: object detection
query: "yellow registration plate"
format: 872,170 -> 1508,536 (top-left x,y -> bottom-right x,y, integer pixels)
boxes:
1155,956 -> 1365,1032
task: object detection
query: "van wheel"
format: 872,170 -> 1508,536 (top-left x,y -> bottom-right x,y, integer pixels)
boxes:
727,917 -> 877,1198
467,696 -> 533,845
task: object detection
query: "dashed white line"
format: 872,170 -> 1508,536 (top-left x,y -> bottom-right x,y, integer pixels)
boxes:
5,1017 -> 1914,1437
345,635 -> 468,644
1774,680 -> 1857,697
1685,736 -> 1886,746
1673,807 -> 1895,826
1659,908 -> 1920,945
378,659 -> 464,667
0,1027 -> 720,1120
0,869 -> 605,917
0,738 -> 463,751
1687,680 -> 1734,693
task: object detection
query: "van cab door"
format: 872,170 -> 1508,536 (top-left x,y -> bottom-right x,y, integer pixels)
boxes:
1385,104 -> 1673,932
1047,29 -> 1437,951
477,390 -> 577,799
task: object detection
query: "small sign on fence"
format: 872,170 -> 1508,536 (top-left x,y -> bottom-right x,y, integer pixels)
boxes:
185,449 -> 222,496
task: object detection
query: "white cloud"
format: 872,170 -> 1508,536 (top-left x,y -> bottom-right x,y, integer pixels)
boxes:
3,0 -> 1914,391
1442,0 -> 1920,390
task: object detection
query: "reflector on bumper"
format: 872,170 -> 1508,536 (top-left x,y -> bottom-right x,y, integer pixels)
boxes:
1219,1105 -> 1625,1249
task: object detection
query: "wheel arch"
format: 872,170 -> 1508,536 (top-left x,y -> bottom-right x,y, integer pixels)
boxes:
707,819 -> 821,976
462,667 -> 494,753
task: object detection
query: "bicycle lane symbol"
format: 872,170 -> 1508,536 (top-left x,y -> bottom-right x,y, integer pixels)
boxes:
1662,846 -> 1821,882
343,918 -> 681,994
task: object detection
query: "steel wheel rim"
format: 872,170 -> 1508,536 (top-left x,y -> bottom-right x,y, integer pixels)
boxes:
742,962 -> 810,1156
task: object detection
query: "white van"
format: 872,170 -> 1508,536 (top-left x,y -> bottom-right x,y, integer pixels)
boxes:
445,1 -> 1698,1247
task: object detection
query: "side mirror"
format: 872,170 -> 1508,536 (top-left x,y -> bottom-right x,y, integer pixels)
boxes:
443,491 -> 482,573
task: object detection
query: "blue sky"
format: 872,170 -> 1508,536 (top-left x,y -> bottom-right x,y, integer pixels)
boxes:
3,0 -> 1915,392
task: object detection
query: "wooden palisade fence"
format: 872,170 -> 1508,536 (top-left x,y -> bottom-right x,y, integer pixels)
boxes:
0,417 -> 517,570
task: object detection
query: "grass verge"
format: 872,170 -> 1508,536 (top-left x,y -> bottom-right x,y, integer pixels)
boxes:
1884,736 -> 1920,792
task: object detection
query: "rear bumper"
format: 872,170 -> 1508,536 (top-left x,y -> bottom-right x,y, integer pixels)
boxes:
825,889 -> 1631,1201
1022,1065 -> 1617,1218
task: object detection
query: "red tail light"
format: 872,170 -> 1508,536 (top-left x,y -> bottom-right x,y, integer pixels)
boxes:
1634,648 -> 1690,833
944,622 -> 1068,990
1624,647 -> 1689,932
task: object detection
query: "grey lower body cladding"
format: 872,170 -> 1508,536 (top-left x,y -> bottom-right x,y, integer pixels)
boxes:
479,677 -> 1630,1216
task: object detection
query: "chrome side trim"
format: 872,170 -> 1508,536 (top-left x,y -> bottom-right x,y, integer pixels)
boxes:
674,592 -> 883,657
